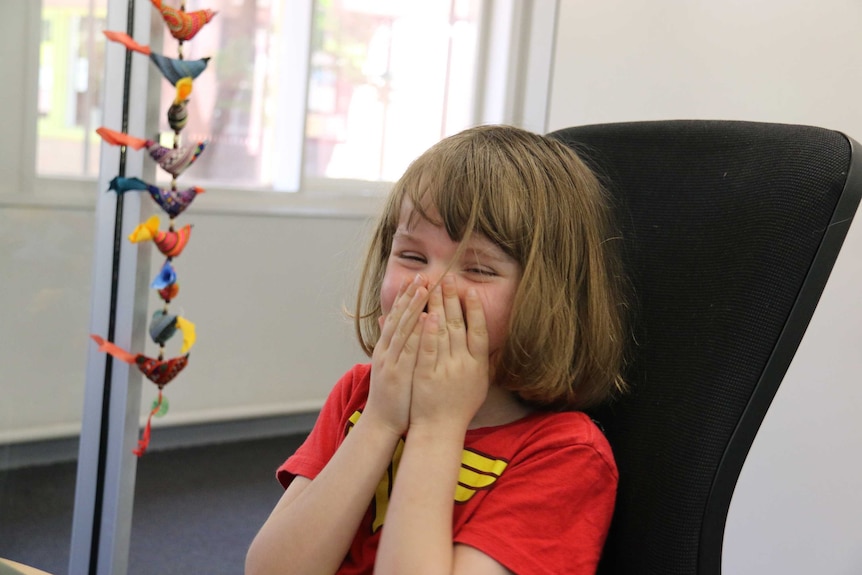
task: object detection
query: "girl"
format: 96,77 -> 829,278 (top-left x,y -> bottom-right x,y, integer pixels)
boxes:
245,125 -> 627,575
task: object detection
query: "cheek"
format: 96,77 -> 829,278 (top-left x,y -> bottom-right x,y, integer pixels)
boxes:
379,265 -> 404,316
477,286 -> 518,352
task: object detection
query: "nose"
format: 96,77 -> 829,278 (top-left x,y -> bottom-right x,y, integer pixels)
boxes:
428,273 -> 470,305
426,270 -> 453,291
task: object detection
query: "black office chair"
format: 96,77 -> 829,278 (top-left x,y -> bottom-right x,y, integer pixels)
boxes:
548,120 -> 862,575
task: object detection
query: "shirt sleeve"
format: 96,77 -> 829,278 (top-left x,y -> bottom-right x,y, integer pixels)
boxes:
276,364 -> 369,489
454,433 -> 618,575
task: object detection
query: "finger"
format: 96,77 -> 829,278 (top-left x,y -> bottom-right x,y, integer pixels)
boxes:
400,310 -> 426,365
427,280 -> 450,358
442,275 -> 466,351
379,275 -> 424,348
464,287 -> 489,358
389,285 -> 429,356
415,312 -> 438,374
377,277 -> 410,347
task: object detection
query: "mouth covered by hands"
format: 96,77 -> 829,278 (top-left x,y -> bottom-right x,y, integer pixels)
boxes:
366,274 -> 490,437
411,275 -> 489,431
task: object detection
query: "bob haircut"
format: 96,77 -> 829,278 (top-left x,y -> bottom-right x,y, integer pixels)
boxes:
354,125 -> 627,410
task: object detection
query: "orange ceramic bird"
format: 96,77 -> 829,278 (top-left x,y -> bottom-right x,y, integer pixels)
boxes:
151,0 -> 217,42
129,215 -> 193,258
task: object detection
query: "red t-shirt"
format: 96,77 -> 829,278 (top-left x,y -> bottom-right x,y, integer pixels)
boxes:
278,364 -> 617,575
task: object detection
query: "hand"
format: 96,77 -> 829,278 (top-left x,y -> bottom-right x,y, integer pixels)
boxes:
365,274 -> 429,437
410,275 -> 490,432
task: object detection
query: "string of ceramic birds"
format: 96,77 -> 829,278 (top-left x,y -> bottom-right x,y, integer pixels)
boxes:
92,0 -> 216,456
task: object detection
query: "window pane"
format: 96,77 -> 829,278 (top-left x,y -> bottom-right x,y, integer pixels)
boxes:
306,0 -> 482,183
37,0 -> 107,177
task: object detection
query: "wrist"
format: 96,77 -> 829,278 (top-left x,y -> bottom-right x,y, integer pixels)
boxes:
407,419 -> 468,445
354,410 -> 407,444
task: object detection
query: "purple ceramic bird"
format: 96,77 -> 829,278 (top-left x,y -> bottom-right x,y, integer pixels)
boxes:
146,184 -> 205,218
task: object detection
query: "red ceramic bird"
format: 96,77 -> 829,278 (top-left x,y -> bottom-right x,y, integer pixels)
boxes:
90,335 -> 189,387
151,0 -> 217,42
90,334 -> 190,456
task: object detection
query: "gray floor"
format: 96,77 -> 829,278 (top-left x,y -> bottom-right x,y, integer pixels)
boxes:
0,434 -> 305,575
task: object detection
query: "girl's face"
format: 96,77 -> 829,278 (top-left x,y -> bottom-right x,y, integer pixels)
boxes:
380,200 -> 522,359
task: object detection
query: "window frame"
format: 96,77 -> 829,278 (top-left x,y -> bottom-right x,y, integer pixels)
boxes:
1,0 -> 559,219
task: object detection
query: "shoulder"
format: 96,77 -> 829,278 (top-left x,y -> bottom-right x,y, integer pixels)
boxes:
468,410 -> 617,479
341,362 -> 372,387
330,363 -> 372,403
524,410 -> 613,452
527,411 -> 617,475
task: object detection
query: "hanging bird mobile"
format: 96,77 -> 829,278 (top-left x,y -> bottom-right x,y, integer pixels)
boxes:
92,5 -> 214,456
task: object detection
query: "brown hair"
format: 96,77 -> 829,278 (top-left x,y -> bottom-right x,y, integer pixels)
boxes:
354,125 -> 627,410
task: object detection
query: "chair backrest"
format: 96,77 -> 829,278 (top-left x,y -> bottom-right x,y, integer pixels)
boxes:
548,120 -> 862,575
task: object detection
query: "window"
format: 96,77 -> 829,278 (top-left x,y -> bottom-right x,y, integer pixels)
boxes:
37,0 -> 107,177
34,0 -> 550,196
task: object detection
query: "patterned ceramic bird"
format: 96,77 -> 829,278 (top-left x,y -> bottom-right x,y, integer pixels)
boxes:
151,0 -> 217,42
104,30 -> 210,85
108,175 -> 205,218
147,183 -> 205,218
96,126 -> 207,178
90,335 -> 190,386
128,214 -> 193,258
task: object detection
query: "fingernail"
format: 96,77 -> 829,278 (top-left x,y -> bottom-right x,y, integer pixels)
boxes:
443,275 -> 455,286
413,273 -> 424,285
467,287 -> 478,298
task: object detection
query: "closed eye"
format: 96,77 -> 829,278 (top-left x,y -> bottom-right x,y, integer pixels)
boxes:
397,252 -> 426,264
466,267 -> 496,277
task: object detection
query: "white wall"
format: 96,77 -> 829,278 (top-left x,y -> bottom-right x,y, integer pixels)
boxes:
548,0 -> 862,140
0,201 -> 372,443
549,1 -> 862,573
0,206 -> 96,442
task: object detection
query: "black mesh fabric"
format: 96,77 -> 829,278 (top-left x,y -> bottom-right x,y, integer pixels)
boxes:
548,121 -> 852,575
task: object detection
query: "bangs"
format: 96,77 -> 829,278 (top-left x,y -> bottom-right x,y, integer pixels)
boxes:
387,132 -> 530,262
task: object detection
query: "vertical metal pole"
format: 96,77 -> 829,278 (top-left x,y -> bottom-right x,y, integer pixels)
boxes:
69,1 -> 152,574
